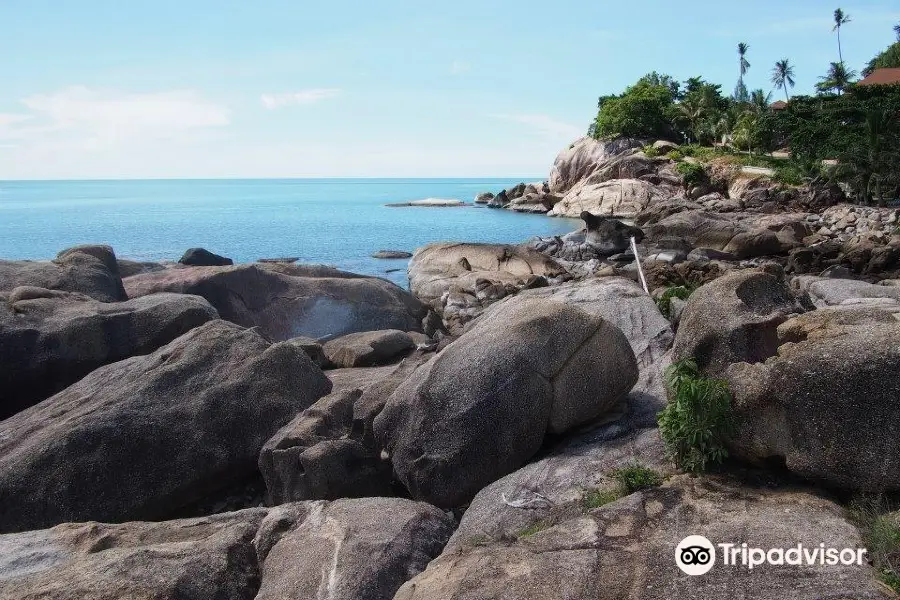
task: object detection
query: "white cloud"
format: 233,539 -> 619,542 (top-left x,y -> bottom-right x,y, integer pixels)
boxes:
490,113 -> 584,142
450,61 -> 470,75
260,88 -> 341,109
0,86 -> 230,149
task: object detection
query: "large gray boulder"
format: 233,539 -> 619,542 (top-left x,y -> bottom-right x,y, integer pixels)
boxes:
793,276 -> 900,309
255,498 -> 455,600
322,329 -> 415,368
726,315 -> 900,492
395,475 -> 886,600
0,289 -> 218,419
0,508 -> 268,600
0,245 -> 127,302
673,268 -> 807,375
408,242 -> 568,333
0,320 -> 332,533
374,299 -> 638,508
124,263 -> 427,341
548,178 -> 670,219
476,277 -> 673,430
548,136 -> 644,195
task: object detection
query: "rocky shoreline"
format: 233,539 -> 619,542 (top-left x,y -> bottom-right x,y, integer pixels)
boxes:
1,136 -> 899,599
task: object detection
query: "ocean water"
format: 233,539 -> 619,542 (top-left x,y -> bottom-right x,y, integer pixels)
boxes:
0,179 -> 580,287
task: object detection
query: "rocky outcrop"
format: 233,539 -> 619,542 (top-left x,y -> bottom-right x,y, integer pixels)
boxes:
549,178 -> 670,219
726,313 -> 900,492
395,475 -> 885,600
124,263 -> 428,341
322,329 -> 416,368
673,268 -> 808,376
530,212 -> 644,263
0,245 -> 126,302
0,320 -> 332,532
792,276 -> 900,309
179,247 -> 233,266
548,136 -> 644,195
374,299 -> 638,508
407,243 -> 569,333
0,290 -> 218,419
372,250 -> 413,259
0,508 -> 269,600
255,498 -> 454,600
0,498 -> 454,600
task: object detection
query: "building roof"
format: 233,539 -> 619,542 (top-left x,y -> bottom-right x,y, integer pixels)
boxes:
770,100 -> 788,110
857,67 -> 900,87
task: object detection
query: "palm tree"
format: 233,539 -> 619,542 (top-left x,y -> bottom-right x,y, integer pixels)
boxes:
771,59 -> 796,102
750,89 -> 773,114
679,97 -> 706,143
738,43 -> 751,81
833,8 -> 851,63
894,22 -> 900,41
817,61 -> 858,95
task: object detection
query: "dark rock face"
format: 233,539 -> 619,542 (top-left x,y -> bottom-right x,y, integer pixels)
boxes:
178,247 -> 234,266
372,250 -> 413,259
727,314 -> 900,493
374,299 -> 638,508
0,290 -> 218,420
0,245 -> 127,302
322,329 -> 416,368
673,268 -> 808,376
0,320 -> 332,533
580,211 -> 644,254
115,259 -> 166,278
487,189 -> 509,208
124,264 -> 428,341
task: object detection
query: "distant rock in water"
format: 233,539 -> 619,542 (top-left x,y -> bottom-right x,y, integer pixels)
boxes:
385,198 -> 467,208
372,250 -> 413,259
179,247 -> 233,266
474,192 -> 494,204
259,257 -> 299,264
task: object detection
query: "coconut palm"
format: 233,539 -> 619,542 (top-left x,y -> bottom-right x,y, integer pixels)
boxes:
894,22 -> 900,41
816,61 -> 858,95
734,43 -> 751,103
833,9 -> 851,63
771,59 -> 796,102
750,89 -> 773,114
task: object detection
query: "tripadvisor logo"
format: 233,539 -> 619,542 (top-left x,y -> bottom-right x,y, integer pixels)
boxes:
675,535 -> 867,575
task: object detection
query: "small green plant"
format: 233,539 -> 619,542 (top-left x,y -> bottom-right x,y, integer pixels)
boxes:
582,487 -> 624,510
612,465 -> 664,493
642,144 -> 661,157
675,161 -> 707,188
518,520 -> 552,538
772,165 -> 804,186
850,496 -> 900,593
655,285 -> 695,319
666,150 -> 683,161
658,359 -> 737,474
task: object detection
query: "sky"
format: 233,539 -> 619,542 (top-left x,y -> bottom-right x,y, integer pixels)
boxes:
0,0 -> 898,180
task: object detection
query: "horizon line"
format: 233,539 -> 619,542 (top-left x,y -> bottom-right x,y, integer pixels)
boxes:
0,175 -> 548,183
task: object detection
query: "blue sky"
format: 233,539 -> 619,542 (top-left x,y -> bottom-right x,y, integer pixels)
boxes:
0,0 -> 897,179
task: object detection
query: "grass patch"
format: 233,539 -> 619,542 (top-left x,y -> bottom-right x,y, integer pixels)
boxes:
583,487 -> 624,510
642,144 -> 661,158
655,285 -> 695,319
658,359 -> 737,474
850,495 -> 900,593
675,161 -> 707,188
612,465 -> 664,493
517,520 -> 552,538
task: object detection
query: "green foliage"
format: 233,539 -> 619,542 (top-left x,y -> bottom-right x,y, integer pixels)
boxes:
863,42 -> 900,76
848,496 -> 900,593
658,359 -> 738,474
592,76 -> 678,139
612,465 -> 663,493
666,150 -> 683,161
518,520 -> 552,538
656,285 -> 695,319
642,144 -> 661,158
772,164 -> 805,186
675,161 -> 707,188
582,487 -> 623,510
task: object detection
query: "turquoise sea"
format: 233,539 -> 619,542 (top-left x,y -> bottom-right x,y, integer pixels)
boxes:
0,179 -> 580,287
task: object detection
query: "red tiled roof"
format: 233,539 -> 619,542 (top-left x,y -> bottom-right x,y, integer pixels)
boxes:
857,68 -> 900,86
770,100 -> 788,110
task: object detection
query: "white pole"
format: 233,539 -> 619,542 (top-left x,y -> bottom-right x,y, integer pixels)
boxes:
630,236 -> 649,294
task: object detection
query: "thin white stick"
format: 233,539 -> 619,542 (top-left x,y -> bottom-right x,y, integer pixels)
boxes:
631,236 -> 649,294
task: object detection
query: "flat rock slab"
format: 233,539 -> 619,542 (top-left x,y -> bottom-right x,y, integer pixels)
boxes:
396,475 -> 888,600
0,320 -> 332,533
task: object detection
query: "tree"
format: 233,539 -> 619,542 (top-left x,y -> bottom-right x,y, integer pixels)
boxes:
833,8 -> 851,63
895,22 -> 900,41
592,76 -> 678,139
816,61 -> 858,95
734,43 -> 751,103
864,42 -> 900,76
750,89 -> 773,114
771,59 -> 796,102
